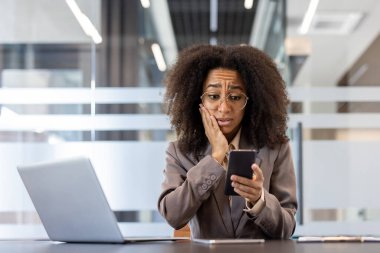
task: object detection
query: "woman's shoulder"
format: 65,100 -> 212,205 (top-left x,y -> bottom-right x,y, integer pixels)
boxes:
166,140 -> 191,159
166,140 -> 201,165
259,140 -> 291,156
166,140 -> 180,152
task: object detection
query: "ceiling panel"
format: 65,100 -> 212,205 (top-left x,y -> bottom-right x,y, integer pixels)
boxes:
167,0 -> 258,50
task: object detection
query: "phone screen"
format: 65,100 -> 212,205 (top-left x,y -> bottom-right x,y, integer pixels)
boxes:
224,150 -> 256,196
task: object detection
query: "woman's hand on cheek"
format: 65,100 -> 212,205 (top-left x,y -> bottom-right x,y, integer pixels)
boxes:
199,104 -> 228,164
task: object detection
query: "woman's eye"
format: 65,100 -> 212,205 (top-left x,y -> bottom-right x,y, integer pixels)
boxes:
229,94 -> 242,101
208,94 -> 220,101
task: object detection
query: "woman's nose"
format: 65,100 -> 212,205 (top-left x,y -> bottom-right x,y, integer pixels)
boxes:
218,96 -> 231,112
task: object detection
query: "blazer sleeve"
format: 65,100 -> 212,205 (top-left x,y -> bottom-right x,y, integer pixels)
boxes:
253,142 -> 298,239
157,142 -> 225,230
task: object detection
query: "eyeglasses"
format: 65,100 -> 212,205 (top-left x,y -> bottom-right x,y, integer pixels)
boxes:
200,91 -> 249,111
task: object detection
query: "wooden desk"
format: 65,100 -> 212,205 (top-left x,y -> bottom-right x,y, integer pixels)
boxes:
0,240 -> 380,253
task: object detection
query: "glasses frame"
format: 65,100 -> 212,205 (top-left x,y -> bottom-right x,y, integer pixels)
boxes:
200,91 -> 249,111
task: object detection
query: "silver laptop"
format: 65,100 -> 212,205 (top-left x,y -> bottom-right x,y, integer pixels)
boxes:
17,156 -> 186,243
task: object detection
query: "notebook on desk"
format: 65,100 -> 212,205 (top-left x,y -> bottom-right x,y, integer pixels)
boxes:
193,238 -> 265,244
17,156 -> 187,243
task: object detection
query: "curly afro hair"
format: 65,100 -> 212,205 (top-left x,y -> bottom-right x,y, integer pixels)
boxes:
164,44 -> 289,157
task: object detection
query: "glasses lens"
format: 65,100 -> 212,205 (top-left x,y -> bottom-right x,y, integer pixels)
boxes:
201,92 -> 248,110
201,93 -> 218,110
227,93 -> 247,110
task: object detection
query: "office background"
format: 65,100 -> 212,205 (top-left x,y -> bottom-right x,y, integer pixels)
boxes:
0,0 -> 380,239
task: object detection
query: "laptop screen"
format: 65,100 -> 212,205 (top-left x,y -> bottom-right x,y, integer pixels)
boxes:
18,157 -> 125,243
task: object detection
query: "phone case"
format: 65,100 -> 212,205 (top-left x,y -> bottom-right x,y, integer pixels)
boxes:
224,150 -> 256,195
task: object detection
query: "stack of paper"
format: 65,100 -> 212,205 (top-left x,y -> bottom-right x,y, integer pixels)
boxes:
297,236 -> 380,243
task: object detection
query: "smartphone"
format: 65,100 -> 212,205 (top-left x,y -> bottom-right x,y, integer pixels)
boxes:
224,150 -> 256,196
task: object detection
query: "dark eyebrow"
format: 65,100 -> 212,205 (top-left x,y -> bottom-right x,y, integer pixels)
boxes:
228,84 -> 244,91
205,83 -> 222,89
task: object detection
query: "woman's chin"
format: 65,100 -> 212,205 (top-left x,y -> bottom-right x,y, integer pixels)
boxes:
220,127 -> 231,135
221,127 -> 238,140
220,128 -> 234,140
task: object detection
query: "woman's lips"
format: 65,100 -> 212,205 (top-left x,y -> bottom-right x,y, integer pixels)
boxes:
217,118 -> 232,126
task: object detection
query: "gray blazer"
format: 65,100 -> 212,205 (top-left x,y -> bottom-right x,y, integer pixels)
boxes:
158,132 -> 297,239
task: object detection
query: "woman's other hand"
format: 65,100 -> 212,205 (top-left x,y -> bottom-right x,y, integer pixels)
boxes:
230,164 -> 264,204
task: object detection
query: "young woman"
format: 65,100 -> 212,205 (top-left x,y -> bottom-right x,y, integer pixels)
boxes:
158,44 -> 297,239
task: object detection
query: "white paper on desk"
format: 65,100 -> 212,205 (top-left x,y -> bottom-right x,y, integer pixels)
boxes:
361,237 -> 380,242
298,236 -> 380,243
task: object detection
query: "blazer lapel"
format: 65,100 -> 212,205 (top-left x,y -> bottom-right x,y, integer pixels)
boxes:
214,178 -> 235,236
197,145 -> 235,237
231,195 -> 245,231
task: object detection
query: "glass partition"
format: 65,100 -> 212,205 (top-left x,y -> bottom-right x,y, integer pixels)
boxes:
0,0 -> 174,239
289,86 -> 380,236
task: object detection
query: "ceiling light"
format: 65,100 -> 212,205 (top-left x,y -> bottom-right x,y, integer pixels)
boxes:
140,0 -> 150,8
244,0 -> 254,10
151,43 -> 167,71
308,11 -> 363,35
299,0 -> 319,34
210,0 -> 218,32
66,0 -> 102,44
